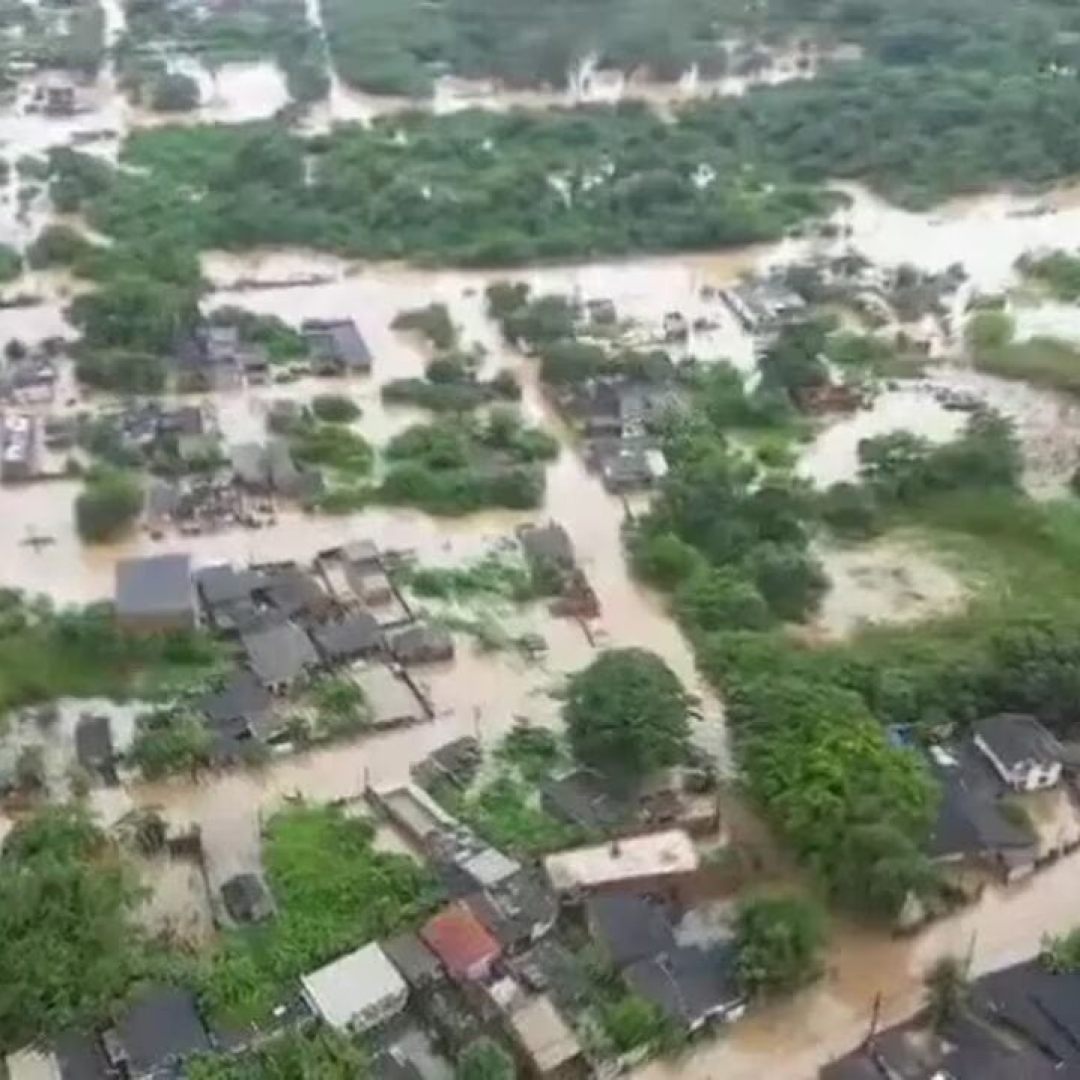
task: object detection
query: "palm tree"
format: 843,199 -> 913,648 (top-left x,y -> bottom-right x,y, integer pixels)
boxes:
924,954 -> 970,1032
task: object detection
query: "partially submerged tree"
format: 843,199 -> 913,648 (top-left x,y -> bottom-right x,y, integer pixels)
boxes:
734,894 -> 824,999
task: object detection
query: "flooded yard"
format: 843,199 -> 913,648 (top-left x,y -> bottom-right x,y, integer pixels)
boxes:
814,535 -> 969,639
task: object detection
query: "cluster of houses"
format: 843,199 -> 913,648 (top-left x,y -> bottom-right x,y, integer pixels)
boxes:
175,317 -> 371,391
110,540 -> 456,765
322,748 -> 741,1078
5,724 -> 735,1080
822,955 -> 1080,1079
908,713 -> 1080,923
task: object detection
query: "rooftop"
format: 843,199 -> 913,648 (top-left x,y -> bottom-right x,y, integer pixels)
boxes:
114,554 -> 192,619
587,893 -> 676,967
312,612 -> 383,660
507,995 -> 582,1074
381,932 -> 445,987
420,903 -> 502,978
544,829 -> 699,893
974,713 -> 1062,769
624,942 -> 743,1029
242,621 -> 318,686
111,986 -> 210,1077
301,943 -> 407,1032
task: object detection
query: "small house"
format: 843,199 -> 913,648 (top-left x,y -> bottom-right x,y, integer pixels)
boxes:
1,413 -> 37,482
312,612 -> 383,663
303,318 -> 372,375
973,714 -> 1063,792
241,621 -> 319,693
237,344 -> 270,383
105,986 -> 210,1080
382,932 -> 446,990
623,943 -> 745,1033
198,668 -> 280,746
301,942 -> 408,1033
421,903 -> 503,982
465,870 -> 559,952
114,554 -> 195,634
356,665 -> 425,728
543,829 -> 700,900
53,1031 -> 111,1080
74,714 -> 115,785
586,894 -> 676,968
390,624 -> 454,666
506,994 -> 585,1080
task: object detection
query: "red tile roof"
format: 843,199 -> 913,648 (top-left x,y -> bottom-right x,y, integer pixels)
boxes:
420,902 -> 502,978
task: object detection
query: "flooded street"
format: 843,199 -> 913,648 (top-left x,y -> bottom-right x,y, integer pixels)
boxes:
4,30 -> 1080,1074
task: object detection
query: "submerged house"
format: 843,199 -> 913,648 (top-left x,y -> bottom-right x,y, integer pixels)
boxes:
302,318 -> 373,375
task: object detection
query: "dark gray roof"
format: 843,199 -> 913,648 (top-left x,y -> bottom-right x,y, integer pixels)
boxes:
542,768 -> 634,834
115,554 -> 192,620
624,943 -> 743,1029
381,931 -> 445,988
587,894 -> 676,967
302,318 -> 372,369
199,669 -> 274,727
53,1030 -> 111,1080
242,621 -> 318,686
113,986 -> 210,1076
465,870 -> 557,949
195,564 -> 265,608
974,714 -> 1061,770
221,873 -> 272,924
260,566 -> 328,618
389,623 -> 454,664
518,523 -> 574,566
973,959 -> 1080,1072
312,612 -> 382,660
74,715 -> 113,767
928,744 -> 1036,861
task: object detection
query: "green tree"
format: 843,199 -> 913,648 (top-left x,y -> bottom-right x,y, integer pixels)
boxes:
965,310 -> 1015,351
151,72 -> 200,112
734,895 -> 824,998
74,469 -> 143,543
564,649 -> 691,778
0,807 -> 144,1048
602,995 -> 668,1053
749,543 -> 828,622
457,1038 -> 516,1080
675,567 -> 772,632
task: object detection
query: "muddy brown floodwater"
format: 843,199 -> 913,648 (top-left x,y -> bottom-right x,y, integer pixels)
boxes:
1,139 -> 1080,1077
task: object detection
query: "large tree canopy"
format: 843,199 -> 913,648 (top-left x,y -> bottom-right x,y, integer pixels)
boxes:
0,807 -> 145,1050
563,648 -> 692,778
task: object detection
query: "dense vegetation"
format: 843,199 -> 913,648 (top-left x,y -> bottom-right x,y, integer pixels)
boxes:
563,649 -> 692,780
189,1031 -> 369,1079
377,410 -> 558,515
75,468 -> 144,543
0,808 -> 148,1049
734,895 -> 825,999
0,592 -> 221,717
203,803 -> 440,1024
118,0 -> 327,108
